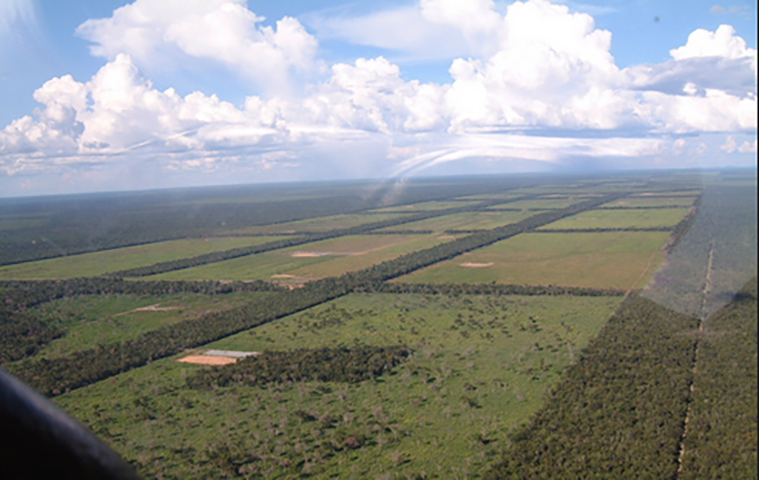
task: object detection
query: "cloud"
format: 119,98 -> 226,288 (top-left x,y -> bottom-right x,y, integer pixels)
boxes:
710,4 -> 753,17
738,139 -> 757,153
76,0 -> 319,93
1,0 -> 757,188
670,24 -> 756,61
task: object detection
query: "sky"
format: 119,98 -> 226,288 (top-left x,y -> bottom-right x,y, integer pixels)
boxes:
0,0 -> 756,197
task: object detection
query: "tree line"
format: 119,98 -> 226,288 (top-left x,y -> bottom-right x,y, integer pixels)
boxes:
665,194 -> 702,253
186,345 -> 410,390
362,282 -> 625,297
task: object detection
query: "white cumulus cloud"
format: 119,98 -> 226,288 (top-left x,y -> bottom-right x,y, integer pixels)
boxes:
1,0 -> 757,184
76,0 -> 319,93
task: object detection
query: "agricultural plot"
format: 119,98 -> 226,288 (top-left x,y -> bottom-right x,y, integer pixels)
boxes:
227,213 -> 407,234
14,292 -> 270,361
487,197 -> 589,210
54,293 -> 621,478
455,193 -> 523,201
538,207 -> 689,230
367,200 -> 482,213
399,231 -> 671,290
602,196 -> 699,208
150,234 -> 457,283
0,236 -> 283,279
379,210 -> 534,233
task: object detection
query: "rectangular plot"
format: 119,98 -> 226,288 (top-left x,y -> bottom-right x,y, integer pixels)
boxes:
488,197 -> 589,210
539,208 -> 689,230
602,196 -> 698,208
151,234 -> 456,283
26,291 -> 269,360
228,213 -> 407,234
0,236 -> 283,279
367,200 -> 481,213
379,210 -> 534,232
398,231 -> 671,290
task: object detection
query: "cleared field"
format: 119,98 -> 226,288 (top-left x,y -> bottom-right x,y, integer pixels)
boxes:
150,234 -> 457,283
367,200 -> 481,213
633,191 -> 704,196
20,292 -> 270,360
539,208 -> 689,230
487,197 -> 589,210
602,196 -> 698,208
55,293 -> 621,478
455,193 -> 522,200
399,231 -> 671,289
0,236 -> 283,279
379,210 -> 534,232
227,213 -> 407,234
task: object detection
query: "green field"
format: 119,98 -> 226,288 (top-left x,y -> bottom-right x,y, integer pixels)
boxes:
150,234 -> 457,283
486,197 -> 589,210
539,207 -> 689,229
601,196 -> 699,208
399,231 -> 671,289
368,200 -> 481,212
0,236 -> 283,279
228,213 -> 407,234
54,293 -> 621,478
20,292 -> 270,360
379,210 -> 534,232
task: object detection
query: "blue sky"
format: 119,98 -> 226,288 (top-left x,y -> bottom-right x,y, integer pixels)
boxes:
0,0 -> 756,197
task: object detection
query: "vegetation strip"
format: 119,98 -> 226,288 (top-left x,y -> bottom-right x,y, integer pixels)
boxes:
362,282 -> 625,297
535,227 -> 672,233
484,295 -> 699,479
186,346 -> 410,389
679,278 -> 757,479
8,193 -> 627,396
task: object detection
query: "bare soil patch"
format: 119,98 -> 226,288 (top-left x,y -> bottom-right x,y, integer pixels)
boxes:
460,262 -> 495,268
178,355 -> 238,365
115,303 -> 180,316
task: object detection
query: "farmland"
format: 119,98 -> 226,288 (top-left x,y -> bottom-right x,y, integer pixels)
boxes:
150,234 -> 458,283
538,207 -> 690,230
227,213 -> 408,234
398,231 -> 671,289
0,170 -> 756,479
379,210 -> 534,232
0,236 -> 283,279
22,291 -> 271,360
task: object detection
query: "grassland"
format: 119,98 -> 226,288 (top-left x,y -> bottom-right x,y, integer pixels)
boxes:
227,213 -> 408,234
54,293 -> 621,478
149,234 -> 458,283
379,211 -> 534,232
601,196 -> 699,208
539,207 -> 689,229
486,197 -> 590,210
21,292 -> 270,360
0,236 -> 283,279
368,200 -> 481,212
399,231 -> 671,289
